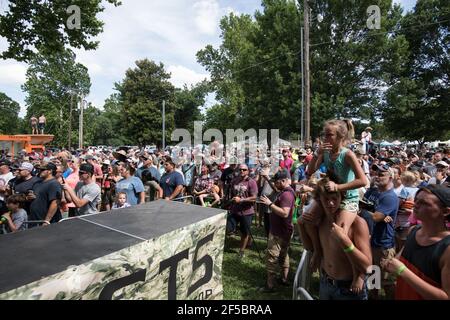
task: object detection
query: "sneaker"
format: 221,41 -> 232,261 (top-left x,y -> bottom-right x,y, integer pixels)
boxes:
238,251 -> 245,260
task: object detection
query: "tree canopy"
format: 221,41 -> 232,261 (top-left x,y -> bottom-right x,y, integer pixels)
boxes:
22,49 -> 91,147
0,92 -> 21,134
197,0 -> 450,143
0,0 -> 121,62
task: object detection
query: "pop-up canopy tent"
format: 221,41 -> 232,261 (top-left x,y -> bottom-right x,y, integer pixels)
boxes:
379,141 -> 394,147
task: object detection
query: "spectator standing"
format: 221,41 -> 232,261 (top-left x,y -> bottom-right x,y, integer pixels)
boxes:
382,185 -> 450,300
135,153 -> 162,201
361,127 -> 373,154
260,169 -> 295,291
364,164 -> 399,299
29,162 -> 62,225
160,160 -> 184,201
299,177 -> 372,300
62,163 -> 101,216
13,162 -> 41,215
0,161 -> 14,214
279,149 -> 293,172
116,162 -> 145,205
227,164 -> 258,259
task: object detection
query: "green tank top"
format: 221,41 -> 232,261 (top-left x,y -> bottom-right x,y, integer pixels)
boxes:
323,147 -> 358,202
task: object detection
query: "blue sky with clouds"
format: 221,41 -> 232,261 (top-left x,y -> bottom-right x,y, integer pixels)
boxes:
0,0 -> 416,117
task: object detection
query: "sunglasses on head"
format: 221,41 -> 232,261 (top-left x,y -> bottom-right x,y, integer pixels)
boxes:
372,164 -> 390,171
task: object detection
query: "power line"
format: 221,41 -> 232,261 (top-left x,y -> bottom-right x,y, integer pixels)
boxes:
217,18 -> 450,77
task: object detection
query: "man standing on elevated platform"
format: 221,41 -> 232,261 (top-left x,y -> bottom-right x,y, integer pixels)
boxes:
30,116 -> 38,135
38,114 -> 46,134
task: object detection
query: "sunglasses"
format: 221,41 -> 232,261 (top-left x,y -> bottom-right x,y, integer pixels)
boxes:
239,168 -> 248,172
79,171 -> 88,175
372,164 -> 390,171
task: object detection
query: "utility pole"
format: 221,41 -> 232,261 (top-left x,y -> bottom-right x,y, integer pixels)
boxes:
162,100 -> 166,150
68,92 -> 74,149
304,0 -> 311,146
301,26 -> 304,147
79,98 -> 84,149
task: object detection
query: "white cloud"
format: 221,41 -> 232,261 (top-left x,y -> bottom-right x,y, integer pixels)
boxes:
193,0 -> 220,35
0,0 -> 260,113
224,6 -> 240,16
0,62 -> 27,85
167,65 -> 209,88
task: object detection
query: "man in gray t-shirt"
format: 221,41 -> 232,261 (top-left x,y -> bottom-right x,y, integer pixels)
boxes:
63,163 -> 101,216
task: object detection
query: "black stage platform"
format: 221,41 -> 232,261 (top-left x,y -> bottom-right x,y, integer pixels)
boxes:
0,200 -> 225,295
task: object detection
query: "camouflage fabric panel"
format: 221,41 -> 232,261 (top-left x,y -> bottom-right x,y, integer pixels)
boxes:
0,211 -> 227,300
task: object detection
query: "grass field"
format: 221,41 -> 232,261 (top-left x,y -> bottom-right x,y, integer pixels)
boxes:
221,225 -> 320,300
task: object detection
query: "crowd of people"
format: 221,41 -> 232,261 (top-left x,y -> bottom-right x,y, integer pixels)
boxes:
0,119 -> 449,300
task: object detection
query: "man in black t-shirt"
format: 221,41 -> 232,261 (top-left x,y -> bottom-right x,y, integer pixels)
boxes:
29,162 -> 62,226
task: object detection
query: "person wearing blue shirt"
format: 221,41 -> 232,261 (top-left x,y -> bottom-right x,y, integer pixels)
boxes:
363,164 -> 399,299
160,160 -> 185,201
116,163 -> 145,206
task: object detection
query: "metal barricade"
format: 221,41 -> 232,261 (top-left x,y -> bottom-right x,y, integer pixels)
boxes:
293,249 -> 314,300
173,195 -> 195,204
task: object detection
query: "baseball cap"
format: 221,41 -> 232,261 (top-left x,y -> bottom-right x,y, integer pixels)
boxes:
79,163 -> 94,175
436,161 -> 449,168
19,162 -> 34,172
371,163 -> 391,172
273,169 -> 290,181
0,160 -> 11,167
36,162 -> 57,172
418,184 -> 450,208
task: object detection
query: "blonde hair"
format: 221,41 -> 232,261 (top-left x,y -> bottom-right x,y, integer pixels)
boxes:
324,119 -> 355,144
401,171 -> 417,187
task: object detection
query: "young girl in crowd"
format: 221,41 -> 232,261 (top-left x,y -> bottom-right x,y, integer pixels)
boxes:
112,192 -> 131,209
1,194 -> 28,233
303,119 -> 368,290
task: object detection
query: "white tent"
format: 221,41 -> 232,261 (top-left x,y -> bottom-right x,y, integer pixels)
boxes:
380,141 -> 393,147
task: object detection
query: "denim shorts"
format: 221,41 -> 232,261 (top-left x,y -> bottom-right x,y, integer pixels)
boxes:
227,214 -> 253,236
319,270 -> 368,300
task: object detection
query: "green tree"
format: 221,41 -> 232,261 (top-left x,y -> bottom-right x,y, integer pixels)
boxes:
173,80 -> 209,132
115,59 -> 175,147
82,103 -> 102,146
0,92 -> 21,134
204,103 -> 239,132
22,49 -> 91,147
90,94 -> 128,146
197,0 -> 408,139
383,0 -> 450,142
0,0 -> 121,62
